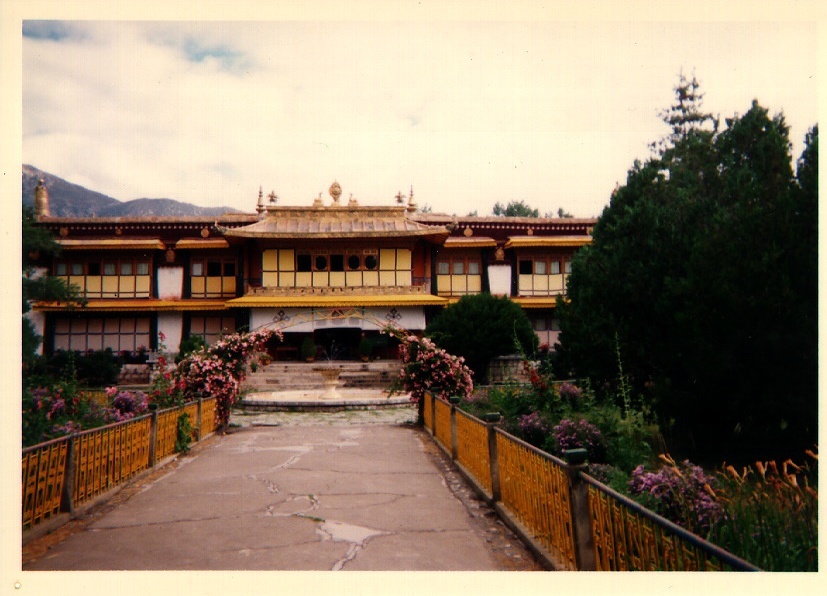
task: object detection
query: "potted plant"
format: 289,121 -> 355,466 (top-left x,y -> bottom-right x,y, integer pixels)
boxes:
301,336 -> 317,362
358,336 -> 373,362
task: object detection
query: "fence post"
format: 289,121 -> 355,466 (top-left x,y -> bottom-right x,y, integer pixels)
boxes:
483,412 -> 501,503
60,435 -> 76,515
148,406 -> 158,467
448,396 -> 460,460
563,448 -> 596,571
430,392 -> 437,434
196,398 -> 203,442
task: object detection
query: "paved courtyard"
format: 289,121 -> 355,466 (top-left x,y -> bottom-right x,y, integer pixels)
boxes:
23,407 -> 540,572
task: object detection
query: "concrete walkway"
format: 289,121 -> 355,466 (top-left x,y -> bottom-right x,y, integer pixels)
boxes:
23,409 -> 540,571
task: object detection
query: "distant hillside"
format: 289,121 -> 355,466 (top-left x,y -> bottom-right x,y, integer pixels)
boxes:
22,165 -> 242,217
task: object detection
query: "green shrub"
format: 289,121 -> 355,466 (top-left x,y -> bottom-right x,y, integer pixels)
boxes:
28,349 -> 122,388
425,293 -> 537,382
175,412 -> 194,453
177,335 -> 206,362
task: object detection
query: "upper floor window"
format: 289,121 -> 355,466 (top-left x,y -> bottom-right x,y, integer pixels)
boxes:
261,248 -> 411,289
191,257 -> 236,277
519,257 -> 566,275
436,256 -> 482,296
296,251 -> 378,272
190,256 -> 237,298
53,256 -> 151,299
517,254 -> 571,297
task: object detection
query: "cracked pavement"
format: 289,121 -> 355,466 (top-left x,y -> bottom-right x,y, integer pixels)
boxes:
23,412 -> 540,571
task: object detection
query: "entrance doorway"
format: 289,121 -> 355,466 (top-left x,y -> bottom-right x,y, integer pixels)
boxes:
314,327 -> 363,361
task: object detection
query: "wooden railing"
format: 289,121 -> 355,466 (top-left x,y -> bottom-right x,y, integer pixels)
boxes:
422,391 -> 760,571
22,397 -> 218,534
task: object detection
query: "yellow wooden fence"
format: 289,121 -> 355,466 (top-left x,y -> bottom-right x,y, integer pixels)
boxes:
422,391 -> 759,572
433,397 -> 452,450
22,437 -> 69,530
73,416 -> 152,506
496,431 -> 578,570
454,408 -> 492,495
22,397 -> 219,533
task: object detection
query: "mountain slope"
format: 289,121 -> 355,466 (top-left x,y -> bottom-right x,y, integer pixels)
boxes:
22,165 -> 242,217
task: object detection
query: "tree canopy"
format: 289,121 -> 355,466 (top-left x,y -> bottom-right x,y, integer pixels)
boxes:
556,75 -> 817,463
426,293 -> 537,382
492,200 -> 572,218
22,206 -> 83,367
492,200 -> 539,217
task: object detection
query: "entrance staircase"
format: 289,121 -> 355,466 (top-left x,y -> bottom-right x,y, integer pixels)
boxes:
241,360 -> 402,393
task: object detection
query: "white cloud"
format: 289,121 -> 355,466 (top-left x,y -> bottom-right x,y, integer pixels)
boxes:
21,19 -> 818,217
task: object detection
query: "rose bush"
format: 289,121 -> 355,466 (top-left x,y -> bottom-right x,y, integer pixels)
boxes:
172,327 -> 282,427
389,328 -> 473,404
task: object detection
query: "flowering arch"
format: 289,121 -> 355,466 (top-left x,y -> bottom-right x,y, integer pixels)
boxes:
172,326 -> 283,428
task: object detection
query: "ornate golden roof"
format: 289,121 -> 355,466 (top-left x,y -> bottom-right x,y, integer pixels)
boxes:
55,238 -> 167,250
443,236 -> 498,248
33,299 -> 230,312
221,205 -> 449,242
226,294 -> 448,308
504,235 -> 592,248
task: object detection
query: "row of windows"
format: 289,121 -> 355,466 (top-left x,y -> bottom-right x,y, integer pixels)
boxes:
189,314 -> 237,344
436,257 -> 481,276
55,258 -> 151,276
531,316 -> 561,332
261,249 -> 412,289
51,314 -> 237,352
191,258 -> 236,277
53,316 -> 152,352
518,257 -> 572,276
296,253 -> 378,273
54,255 -> 572,278
263,249 -> 410,272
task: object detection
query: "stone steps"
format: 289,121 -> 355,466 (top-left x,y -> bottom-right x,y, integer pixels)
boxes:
243,360 -> 401,392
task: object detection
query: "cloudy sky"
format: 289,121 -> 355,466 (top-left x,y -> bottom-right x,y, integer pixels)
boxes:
14,6 -> 821,217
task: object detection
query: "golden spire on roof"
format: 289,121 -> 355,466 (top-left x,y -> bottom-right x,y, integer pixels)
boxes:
329,181 -> 342,204
256,186 -> 265,214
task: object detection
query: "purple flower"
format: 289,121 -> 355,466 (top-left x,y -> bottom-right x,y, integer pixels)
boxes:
629,457 -> 723,535
558,382 -> 582,404
552,418 -> 606,462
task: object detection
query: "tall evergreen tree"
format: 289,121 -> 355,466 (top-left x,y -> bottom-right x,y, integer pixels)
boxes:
556,76 -> 817,462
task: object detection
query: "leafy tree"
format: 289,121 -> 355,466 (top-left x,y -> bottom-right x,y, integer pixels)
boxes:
22,206 -> 84,370
493,200 -> 540,217
426,293 -> 537,382
556,75 -> 817,463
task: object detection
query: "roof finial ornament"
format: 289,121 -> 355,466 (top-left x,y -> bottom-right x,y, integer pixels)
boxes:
406,185 -> 416,213
35,178 -> 51,219
256,186 -> 265,214
329,181 -> 342,204
395,191 -> 405,204
268,190 -> 278,204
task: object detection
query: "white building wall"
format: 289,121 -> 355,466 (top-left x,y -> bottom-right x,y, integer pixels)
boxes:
156,312 -> 184,353
249,306 -> 426,333
157,266 -> 184,300
25,267 -> 49,354
487,264 -> 512,297
25,310 -> 47,355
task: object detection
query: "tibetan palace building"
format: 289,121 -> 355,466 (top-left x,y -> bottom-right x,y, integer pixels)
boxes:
28,181 -> 595,360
